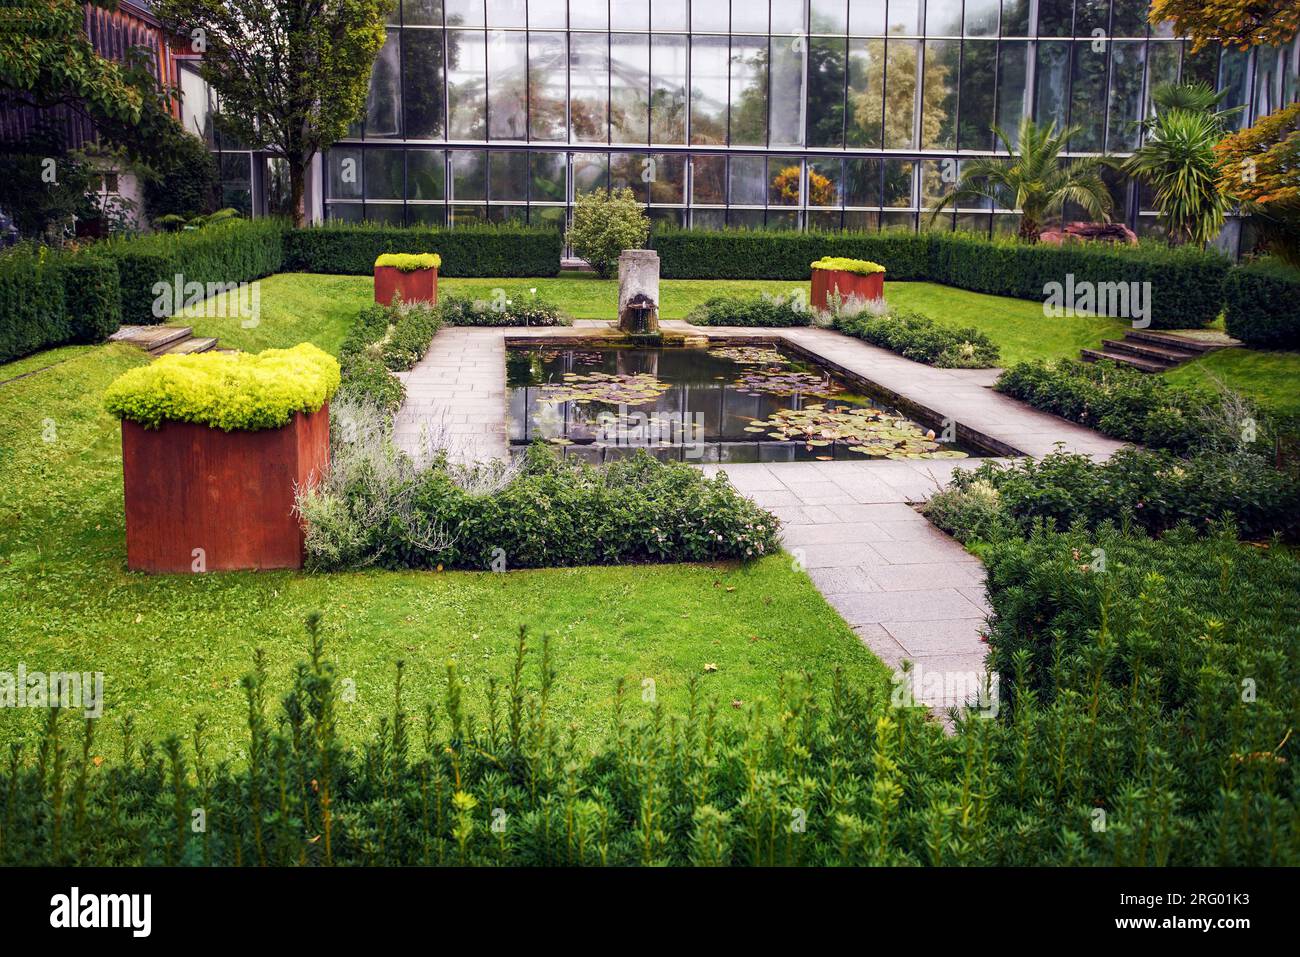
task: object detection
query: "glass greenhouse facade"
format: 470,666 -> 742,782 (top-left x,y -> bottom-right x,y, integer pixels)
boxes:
298,1 -> 1300,240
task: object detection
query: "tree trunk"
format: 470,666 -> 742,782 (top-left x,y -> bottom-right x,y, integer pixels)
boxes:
1018,216 -> 1041,243
289,160 -> 307,228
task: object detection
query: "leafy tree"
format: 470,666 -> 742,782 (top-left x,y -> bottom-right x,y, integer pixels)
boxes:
1216,101 -> 1300,265
151,0 -> 393,226
1148,0 -> 1299,52
927,118 -> 1115,241
0,137 -> 97,240
1126,109 -> 1233,246
565,188 -> 650,279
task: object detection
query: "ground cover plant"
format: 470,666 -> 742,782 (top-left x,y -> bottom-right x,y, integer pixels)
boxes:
686,293 -> 812,327
833,308 -> 1000,368
3,520 -> 1296,866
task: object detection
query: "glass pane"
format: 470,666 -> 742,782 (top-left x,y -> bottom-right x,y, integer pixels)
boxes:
572,151 -> 609,195
844,209 -> 879,230
1001,0 -> 1029,35
1034,40 -> 1070,131
611,33 -> 650,143
651,34 -> 688,142
808,37 -> 847,147
452,203 -> 488,224
489,151 -> 528,200
487,30 -> 527,139
884,38 -> 918,148
850,0 -> 886,35
451,149 -> 487,199
407,204 -> 447,226
691,3 -> 728,33
730,37 -> 768,146
1181,42 -> 1217,88
1069,41 -> 1107,150
729,154 -> 766,206
530,204 -> 566,229
883,159 -> 913,206
692,154 -> 727,204
1037,0 -> 1071,38
404,29 -> 445,139
771,1 -> 805,34
888,0 -> 921,35
485,0 -> 525,27
366,31 -> 401,138
806,156 -> 842,207
447,31 -> 487,138
808,209 -> 841,230
692,207 -> 726,228
612,0 -> 649,31
728,208 -> 764,229
1074,0 -> 1108,35
959,39 -> 997,150
846,37 -> 883,147
446,0 -> 484,27
529,32 -> 568,141
571,32 -> 610,142
328,148 -> 363,199
811,0 -> 847,33
529,151 -> 566,202
922,39 -> 958,149
1107,40 -> 1146,152
407,149 -> 446,199
653,0 -> 688,32
926,0 -> 962,34
363,203 -> 404,224
768,156 -> 802,206
765,210 -> 799,230
488,204 -> 526,223
844,157 -> 881,206
647,153 -> 685,204
769,37 -> 807,147
966,0 -> 999,36
690,35 -> 729,144
405,0 -> 443,26
1217,47 -> 1250,131
610,152 -> 650,202
732,1 -> 768,34
1111,0 -> 1147,34
529,0 -> 566,28
327,202 -> 363,223
995,40 -> 1028,146
570,1 -> 607,30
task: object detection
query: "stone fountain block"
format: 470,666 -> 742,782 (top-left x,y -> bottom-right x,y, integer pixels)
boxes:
618,249 -> 660,334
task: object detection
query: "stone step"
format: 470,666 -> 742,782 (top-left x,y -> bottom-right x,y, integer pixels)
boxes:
109,325 -> 193,353
1125,329 -> 1231,354
159,336 -> 217,356
1080,348 -> 1168,373
1101,337 -> 1193,365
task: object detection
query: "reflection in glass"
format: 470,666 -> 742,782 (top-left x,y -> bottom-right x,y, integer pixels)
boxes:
404,0 -> 443,26
690,36 -> 729,145
1001,0 -> 1029,35
611,33 -> 651,143
572,152 -> 609,195
768,156 -> 803,206
996,41 -> 1028,146
1070,42 -> 1108,150
404,29 -> 445,139
922,39 -> 959,149
571,32 -> 610,142
806,156 -> 842,207
445,0 -> 484,27
1034,40 -> 1070,131
407,149 -> 446,199
529,32 -> 568,141
959,39 -> 997,150
888,0 -> 922,35
530,152 -> 566,202
647,153 -> 686,204
692,154 -> 727,204
651,35 -> 688,143
1036,0 -> 1072,37
883,159 -> 913,207
730,37 -> 768,146
884,39 -> 919,148
489,150 -> 528,201
811,0 -> 847,33
487,31 -> 527,139
965,0 -> 999,36
451,149 -> 487,200
846,38 -> 884,147
447,30 -> 487,139
926,0 -> 962,34
366,31 -> 401,138
844,157 -> 881,207
808,38 -> 847,147
729,154 -> 766,206
769,38 -> 807,147
1107,40 -> 1146,152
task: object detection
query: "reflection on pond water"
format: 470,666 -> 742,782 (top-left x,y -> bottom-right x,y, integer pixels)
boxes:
506,345 -> 979,463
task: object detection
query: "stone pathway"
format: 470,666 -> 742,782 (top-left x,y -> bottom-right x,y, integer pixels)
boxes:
393,320 -> 1128,711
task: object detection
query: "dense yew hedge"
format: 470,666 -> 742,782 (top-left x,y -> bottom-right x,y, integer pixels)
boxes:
0,247 -> 121,364
653,227 -> 1231,330
285,223 -> 563,277
1223,257 -> 1300,348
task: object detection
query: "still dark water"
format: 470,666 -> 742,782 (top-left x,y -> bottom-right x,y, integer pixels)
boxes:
506,345 -> 978,464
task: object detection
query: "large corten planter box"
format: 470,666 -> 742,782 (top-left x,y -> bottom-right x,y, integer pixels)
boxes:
812,268 -> 885,310
374,265 -> 438,305
121,406 -> 330,573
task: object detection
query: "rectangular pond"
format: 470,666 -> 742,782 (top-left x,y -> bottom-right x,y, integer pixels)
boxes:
506,344 -> 988,464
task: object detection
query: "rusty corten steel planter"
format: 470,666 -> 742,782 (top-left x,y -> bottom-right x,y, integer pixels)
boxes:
120,406 -> 330,573
374,265 -> 438,305
811,268 -> 885,311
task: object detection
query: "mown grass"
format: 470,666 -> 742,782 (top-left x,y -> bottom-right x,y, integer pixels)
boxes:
1166,346 -> 1300,416
0,343 -> 890,758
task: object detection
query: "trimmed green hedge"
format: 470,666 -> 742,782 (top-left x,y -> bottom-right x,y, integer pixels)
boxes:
99,218 -> 285,324
285,223 -> 562,277
1223,257 -> 1300,348
653,227 -> 1231,330
0,247 -> 122,365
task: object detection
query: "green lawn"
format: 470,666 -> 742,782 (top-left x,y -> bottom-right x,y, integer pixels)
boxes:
1166,347 -> 1300,416
0,336 -> 889,760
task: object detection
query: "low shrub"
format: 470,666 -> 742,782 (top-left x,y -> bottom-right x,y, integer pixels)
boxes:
1223,256 -> 1300,348
835,308 -> 1000,368
435,291 -> 568,327
925,448 -> 1300,542
285,223 -> 561,277
811,256 -> 886,275
374,252 -> 441,272
653,225 -> 931,281
994,358 -> 1238,454
565,186 -> 650,278
59,254 -> 122,343
0,246 -> 122,364
4,524 -> 1297,865
300,443 -> 781,570
103,343 -> 340,431
336,352 -> 405,417
686,293 -> 812,327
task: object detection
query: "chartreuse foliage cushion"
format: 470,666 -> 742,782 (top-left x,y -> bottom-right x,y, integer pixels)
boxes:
374,253 -> 442,272
810,256 -> 886,275
104,343 -> 340,431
